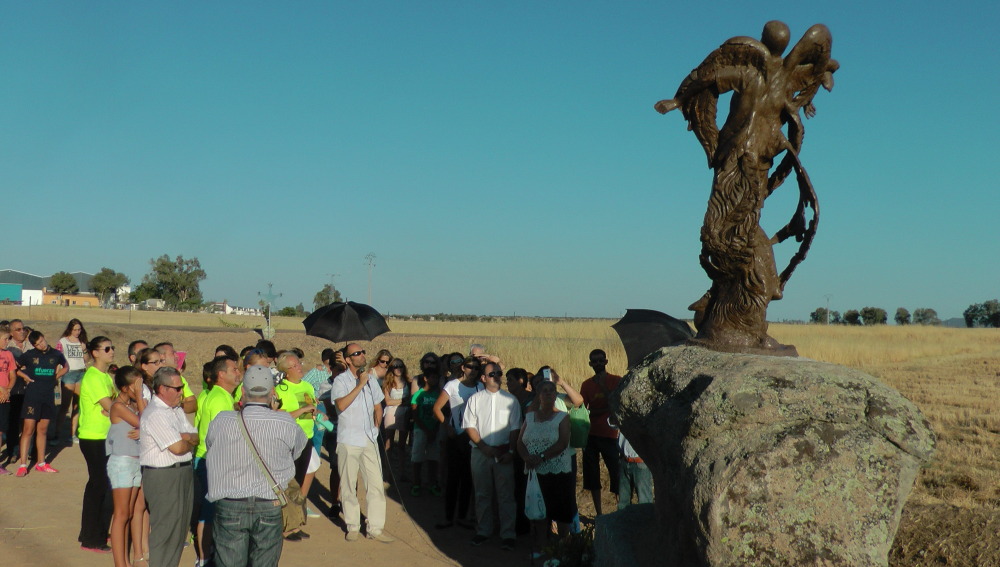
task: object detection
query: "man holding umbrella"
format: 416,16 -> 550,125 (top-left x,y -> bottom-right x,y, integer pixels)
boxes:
331,343 -> 394,543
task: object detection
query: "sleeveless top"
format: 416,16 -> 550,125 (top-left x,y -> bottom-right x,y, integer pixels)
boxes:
106,402 -> 141,457
521,411 -> 572,475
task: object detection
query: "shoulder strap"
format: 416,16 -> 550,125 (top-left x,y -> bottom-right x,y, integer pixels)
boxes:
237,409 -> 288,505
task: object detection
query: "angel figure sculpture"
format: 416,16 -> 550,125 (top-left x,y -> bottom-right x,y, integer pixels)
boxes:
655,20 -> 838,356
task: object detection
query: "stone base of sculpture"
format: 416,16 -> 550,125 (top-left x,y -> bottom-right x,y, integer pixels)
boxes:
609,346 -> 935,567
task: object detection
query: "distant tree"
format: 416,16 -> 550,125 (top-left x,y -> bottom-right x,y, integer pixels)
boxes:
829,310 -> 842,324
894,307 -> 911,325
843,310 -> 862,325
313,283 -> 343,310
809,307 -> 830,324
860,307 -> 888,325
140,255 -> 207,310
277,303 -> 309,317
129,281 -> 158,304
912,308 -> 941,326
50,271 -> 79,295
964,300 -> 1000,327
91,267 -> 130,305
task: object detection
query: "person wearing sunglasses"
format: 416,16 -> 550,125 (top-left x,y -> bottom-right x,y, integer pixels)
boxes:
78,336 -> 119,552
139,366 -> 199,567
432,356 -> 484,529
463,362 -> 522,550
330,344 -> 394,543
366,349 -> 393,387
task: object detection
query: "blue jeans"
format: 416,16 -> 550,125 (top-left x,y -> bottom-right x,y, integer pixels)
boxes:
213,498 -> 284,567
618,459 -> 653,510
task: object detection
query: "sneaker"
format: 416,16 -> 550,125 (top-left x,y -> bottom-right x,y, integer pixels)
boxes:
428,484 -> 442,497
470,534 -> 489,546
72,436 -> 79,445
297,530 -> 310,539
368,531 -> 396,544
15,465 -> 28,477
410,485 -> 421,497
34,463 -> 59,473
345,531 -> 360,542
501,538 -> 515,551
283,532 -> 302,542
306,506 -> 320,518
81,544 -> 112,553
0,466 -> 10,475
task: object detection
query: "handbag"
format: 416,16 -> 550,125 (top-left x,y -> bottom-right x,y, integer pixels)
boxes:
525,469 -> 547,521
568,406 -> 591,449
237,409 -> 306,531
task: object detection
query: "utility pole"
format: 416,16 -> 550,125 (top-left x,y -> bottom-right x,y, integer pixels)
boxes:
364,253 -> 376,305
823,294 -> 833,325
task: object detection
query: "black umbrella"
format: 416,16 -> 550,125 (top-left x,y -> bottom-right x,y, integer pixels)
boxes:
612,308 -> 695,369
302,301 -> 391,343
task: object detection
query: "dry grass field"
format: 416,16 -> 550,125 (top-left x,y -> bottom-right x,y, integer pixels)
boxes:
3,305 -> 998,565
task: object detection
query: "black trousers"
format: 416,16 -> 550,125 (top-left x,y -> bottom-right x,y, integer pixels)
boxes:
443,435 -> 472,522
78,439 -> 113,547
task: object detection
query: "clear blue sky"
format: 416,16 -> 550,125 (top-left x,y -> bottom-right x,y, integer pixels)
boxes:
2,2 -> 997,321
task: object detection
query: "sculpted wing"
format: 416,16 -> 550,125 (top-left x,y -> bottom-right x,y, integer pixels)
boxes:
671,37 -> 770,167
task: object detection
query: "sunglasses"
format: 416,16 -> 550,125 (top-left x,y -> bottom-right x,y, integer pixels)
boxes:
102,346 -> 115,353
487,371 -> 503,379
162,384 -> 184,392
377,359 -> 391,365
347,350 -> 366,357
450,358 -> 464,365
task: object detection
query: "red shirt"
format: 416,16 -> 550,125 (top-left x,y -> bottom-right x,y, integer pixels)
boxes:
580,373 -> 621,438
0,350 -> 14,389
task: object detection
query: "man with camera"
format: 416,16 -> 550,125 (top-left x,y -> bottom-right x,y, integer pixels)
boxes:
331,343 -> 394,543
205,365 -> 306,567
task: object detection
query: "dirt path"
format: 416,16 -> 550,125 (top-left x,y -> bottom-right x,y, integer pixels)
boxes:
0,440 -> 542,567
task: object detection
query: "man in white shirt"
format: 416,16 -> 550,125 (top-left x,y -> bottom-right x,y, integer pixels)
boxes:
464,362 -> 522,550
140,366 -> 199,567
331,343 -> 394,543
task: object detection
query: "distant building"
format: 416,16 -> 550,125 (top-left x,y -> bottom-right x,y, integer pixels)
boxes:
42,290 -> 101,307
0,269 -> 97,306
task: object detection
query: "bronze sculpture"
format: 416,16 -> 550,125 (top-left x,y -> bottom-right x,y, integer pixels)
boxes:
655,21 -> 838,356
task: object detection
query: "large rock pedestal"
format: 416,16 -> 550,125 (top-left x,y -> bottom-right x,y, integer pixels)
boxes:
608,346 -> 935,567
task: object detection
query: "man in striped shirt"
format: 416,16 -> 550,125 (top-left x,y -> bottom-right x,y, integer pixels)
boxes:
206,365 -> 306,567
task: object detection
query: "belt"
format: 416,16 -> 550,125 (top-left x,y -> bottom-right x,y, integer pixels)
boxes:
141,461 -> 192,470
223,497 -> 280,504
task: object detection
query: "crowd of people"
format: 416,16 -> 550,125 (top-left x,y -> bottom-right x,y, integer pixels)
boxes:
0,318 -> 653,566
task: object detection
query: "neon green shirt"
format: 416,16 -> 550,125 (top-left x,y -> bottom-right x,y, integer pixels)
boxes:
275,379 -> 316,439
180,375 -> 194,399
194,385 -> 237,458
78,366 -> 115,440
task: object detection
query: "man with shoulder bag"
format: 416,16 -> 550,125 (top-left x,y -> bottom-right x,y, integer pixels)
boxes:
205,365 -> 307,567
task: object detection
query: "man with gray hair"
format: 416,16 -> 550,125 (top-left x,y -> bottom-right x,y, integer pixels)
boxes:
206,365 -> 306,567
140,366 -> 199,567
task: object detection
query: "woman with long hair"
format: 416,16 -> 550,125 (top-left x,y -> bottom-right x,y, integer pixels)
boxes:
78,336 -> 117,552
367,349 -> 393,385
107,366 -> 146,567
55,318 -> 88,444
381,358 -> 411,480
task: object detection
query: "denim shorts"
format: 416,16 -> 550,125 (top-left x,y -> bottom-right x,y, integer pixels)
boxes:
62,369 -> 86,385
107,455 -> 141,488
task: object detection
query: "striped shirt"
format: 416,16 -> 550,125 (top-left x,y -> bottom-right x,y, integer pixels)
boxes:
139,395 -> 197,467
205,405 -> 307,502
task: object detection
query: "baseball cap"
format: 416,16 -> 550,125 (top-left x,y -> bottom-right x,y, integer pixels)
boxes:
243,365 -> 275,396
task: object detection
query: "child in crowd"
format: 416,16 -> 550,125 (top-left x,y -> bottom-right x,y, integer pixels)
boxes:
409,366 -> 441,497
0,323 -> 14,474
